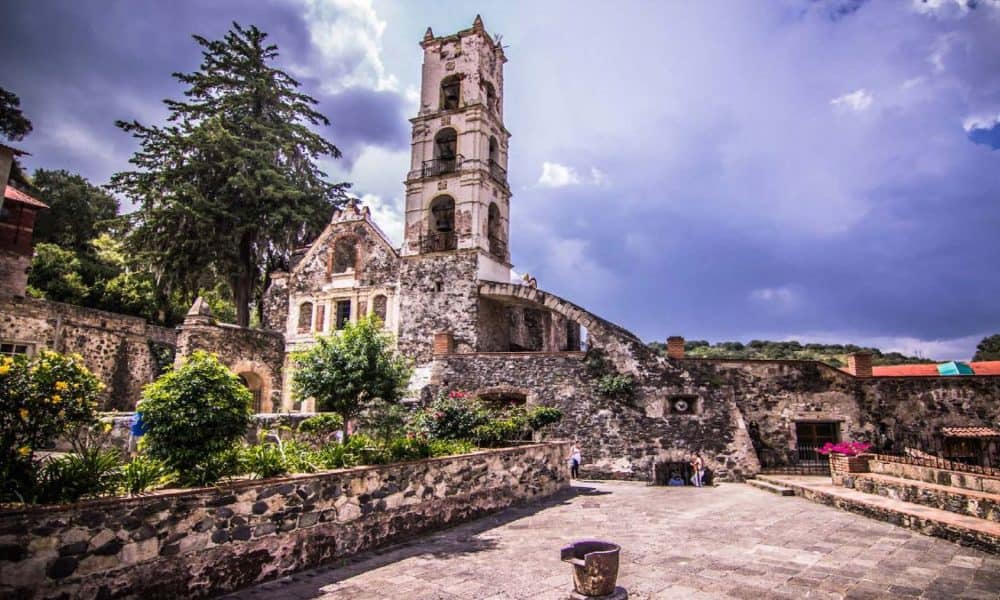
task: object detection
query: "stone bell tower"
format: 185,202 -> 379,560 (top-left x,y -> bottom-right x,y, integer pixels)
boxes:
397,15 -> 513,361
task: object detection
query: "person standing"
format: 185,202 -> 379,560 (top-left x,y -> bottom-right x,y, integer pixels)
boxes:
569,442 -> 582,479
690,455 -> 705,487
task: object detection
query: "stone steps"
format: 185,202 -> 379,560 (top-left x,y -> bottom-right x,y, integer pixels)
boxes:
746,478 -> 794,496
852,472 -> 1000,523
756,475 -> 1000,554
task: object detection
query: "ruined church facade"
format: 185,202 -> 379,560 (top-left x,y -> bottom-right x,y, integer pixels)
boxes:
3,17 -> 998,481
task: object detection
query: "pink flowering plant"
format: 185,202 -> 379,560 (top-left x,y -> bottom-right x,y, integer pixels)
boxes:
816,441 -> 872,457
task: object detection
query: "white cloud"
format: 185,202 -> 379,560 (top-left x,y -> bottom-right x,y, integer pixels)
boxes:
779,331 -> 986,362
537,162 -> 609,188
537,161 -> 580,188
749,285 -> 802,312
830,89 -> 874,112
962,113 -> 1000,132
590,166 -> 609,186
297,0 -> 398,93
356,193 -> 403,246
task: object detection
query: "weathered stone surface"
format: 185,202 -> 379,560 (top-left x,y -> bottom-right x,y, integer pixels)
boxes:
0,443 -> 568,599
0,297 -> 176,410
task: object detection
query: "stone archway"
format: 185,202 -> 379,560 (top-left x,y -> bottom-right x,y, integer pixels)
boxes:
231,360 -> 274,413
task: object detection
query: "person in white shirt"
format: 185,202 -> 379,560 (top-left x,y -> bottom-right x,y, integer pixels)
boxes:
569,442 -> 582,479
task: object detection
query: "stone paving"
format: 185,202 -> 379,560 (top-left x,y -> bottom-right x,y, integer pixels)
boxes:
223,481 -> 1000,600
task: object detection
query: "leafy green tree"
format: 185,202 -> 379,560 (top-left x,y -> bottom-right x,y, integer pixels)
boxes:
31,169 -> 119,251
112,23 -> 349,326
140,351 -> 253,486
293,316 -> 411,442
973,334 -> 1000,361
27,243 -> 90,305
0,87 -> 33,188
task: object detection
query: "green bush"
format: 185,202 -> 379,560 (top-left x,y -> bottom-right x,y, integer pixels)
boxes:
387,436 -> 432,462
428,439 -> 475,457
140,351 -> 253,486
361,400 -> 408,446
412,391 -> 492,441
241,437 -> 318,479
35,445 -> 123,504
241,441 -> 286,479
526,406 -> 563,431
120,455 -> 173,495
597,374 -> 634,400
315,442 -> 360,469
0,351 -> 103,502
473,414 -> 527,448
297,413 -> 344,446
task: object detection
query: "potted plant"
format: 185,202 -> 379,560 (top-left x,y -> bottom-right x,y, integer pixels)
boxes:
818,441 -> 872,486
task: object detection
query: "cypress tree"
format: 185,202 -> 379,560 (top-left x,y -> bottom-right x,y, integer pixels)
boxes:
112,23 -> 348,326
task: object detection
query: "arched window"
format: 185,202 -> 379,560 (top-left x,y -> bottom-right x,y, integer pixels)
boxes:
488,202 -> 504,259
372,294 -> 388,322
427,196 -> 456,252
488,136 -> 504,182
432,128 -> 458,176
489,136 -> 499,163
484,81 -> 497,113
440,75 -> 460,110
297,302 -> 313,333
238,372 -> 264,413
331,237 -> 357,274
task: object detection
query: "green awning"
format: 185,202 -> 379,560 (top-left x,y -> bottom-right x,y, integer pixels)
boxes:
937,361 -> 974,375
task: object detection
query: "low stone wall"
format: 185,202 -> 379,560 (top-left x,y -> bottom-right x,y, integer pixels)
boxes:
0,442 -> 569,599
853,474 -> 999,523
868,457 -> 1000,495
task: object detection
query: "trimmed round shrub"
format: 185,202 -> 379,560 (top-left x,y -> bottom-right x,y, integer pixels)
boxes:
140,351 -> 252,485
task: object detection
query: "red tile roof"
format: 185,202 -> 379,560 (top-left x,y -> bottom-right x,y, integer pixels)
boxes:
4,185 -> 48,209
868,361 -> 1000,377
971,361 -> 1000,375
870,363 -> 940,377
941,426 -> 1000,438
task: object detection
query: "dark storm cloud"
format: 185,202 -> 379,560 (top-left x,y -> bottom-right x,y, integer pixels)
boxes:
0,0 -> 405,186
312,86 -> 410,165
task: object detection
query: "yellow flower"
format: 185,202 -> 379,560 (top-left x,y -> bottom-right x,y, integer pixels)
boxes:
54,381 -> 68,391
0,365 -> 9,376
18,447 -> 30,457
19,408 -> 29,421
102,422 -> 113,433
51,394 -> 61,404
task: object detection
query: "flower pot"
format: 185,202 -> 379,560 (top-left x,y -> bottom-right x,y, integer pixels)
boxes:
560,539 -> 621,597
829,453 -> 871,487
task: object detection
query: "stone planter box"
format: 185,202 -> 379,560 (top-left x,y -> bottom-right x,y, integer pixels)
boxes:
830,453 -> 872,487
0,442 -> 570,600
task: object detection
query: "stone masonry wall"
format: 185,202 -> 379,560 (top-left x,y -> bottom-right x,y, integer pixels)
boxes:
175,321 -> 284,413
0,250 -> 30,299
0,296 -> 176,410
398,251 -> 480,362
431,353 -> 760,481
0,442 -> 569,600
697,358 -> 1000,458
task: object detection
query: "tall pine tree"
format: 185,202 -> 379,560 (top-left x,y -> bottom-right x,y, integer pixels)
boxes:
112,23 -> 348,326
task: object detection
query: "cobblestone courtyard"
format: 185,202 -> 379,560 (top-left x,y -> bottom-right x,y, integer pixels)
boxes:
225,481 -> 999,600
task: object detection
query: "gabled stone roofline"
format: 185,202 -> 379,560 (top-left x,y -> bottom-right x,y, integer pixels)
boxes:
290,200 -> 400,277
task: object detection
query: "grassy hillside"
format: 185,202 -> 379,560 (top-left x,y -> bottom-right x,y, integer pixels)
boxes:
648,339 -> 934,368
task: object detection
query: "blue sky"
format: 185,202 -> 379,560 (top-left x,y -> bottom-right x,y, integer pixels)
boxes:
3,0 -> 999,359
